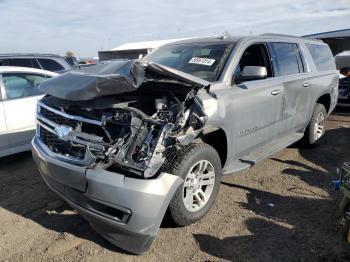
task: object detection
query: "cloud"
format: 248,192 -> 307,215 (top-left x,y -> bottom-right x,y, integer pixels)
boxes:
0,0 -> 349,56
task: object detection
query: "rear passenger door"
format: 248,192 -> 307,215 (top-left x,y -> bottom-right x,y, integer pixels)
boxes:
1,73 -> 48,147
267,42 -> 309,132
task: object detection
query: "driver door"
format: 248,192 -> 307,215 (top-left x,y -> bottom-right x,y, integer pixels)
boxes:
1,72 -> 48,147
229,43 -> 284,157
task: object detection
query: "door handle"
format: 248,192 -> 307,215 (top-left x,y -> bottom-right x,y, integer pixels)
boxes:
271,89 -> 282,96
303,82 -> 310,87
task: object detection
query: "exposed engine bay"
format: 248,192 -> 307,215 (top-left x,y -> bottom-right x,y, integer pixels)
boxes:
37,62 -> 209,178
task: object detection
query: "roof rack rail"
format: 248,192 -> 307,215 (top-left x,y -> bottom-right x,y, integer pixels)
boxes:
0,53 -> 63,57
260,33 -> 324,42
260,33 -> 304,39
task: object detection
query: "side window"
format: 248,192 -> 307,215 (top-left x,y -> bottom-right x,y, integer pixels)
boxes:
2,73 -> 48,100
1,59 -> 9,66
7,58 -> 35,68
269,43 -> 304,76
234,43 -> 273,81
306,44 -> 336,71
38,59 -> 64,71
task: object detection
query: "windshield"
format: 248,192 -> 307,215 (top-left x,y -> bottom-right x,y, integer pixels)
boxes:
143,42 -> 235,82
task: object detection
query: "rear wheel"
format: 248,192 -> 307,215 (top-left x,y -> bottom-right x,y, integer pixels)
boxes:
302,103 -> 327,145
163,143 -> 222,226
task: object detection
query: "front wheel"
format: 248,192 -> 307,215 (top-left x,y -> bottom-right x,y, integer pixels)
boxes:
163,143 -> 222,226
302,103 -> 327,146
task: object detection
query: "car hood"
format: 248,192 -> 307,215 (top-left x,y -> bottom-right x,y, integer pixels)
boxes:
39,60 -> 210,101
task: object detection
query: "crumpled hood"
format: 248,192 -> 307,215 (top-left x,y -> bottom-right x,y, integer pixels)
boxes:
39,60 -> 210,101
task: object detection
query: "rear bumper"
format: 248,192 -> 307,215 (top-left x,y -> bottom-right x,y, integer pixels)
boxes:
32,137 -> 182,254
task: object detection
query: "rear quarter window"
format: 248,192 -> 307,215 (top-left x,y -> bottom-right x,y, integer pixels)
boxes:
38,58 -> 64,71
306,44 -> 336,71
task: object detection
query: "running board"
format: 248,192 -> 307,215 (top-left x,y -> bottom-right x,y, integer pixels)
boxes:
223,133 -> 304,175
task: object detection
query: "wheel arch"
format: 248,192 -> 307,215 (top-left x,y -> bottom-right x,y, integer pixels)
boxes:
316,93 -> 331,114
305,92 -> 331,128
200,127 -> 228,168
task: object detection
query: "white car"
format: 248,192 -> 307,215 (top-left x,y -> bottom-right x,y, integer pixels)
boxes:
0,66 -> 57,157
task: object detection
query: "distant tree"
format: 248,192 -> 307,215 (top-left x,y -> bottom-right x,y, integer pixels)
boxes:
65,51 -> 74,57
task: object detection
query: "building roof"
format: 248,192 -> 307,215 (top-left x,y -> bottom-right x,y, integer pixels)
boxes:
111,38 -> 198,51
303,29 -> 350,39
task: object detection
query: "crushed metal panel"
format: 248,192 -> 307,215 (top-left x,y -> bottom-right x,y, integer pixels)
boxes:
39,60 -> 210,102
144,62 -> 211,89
39,60 -> 144,101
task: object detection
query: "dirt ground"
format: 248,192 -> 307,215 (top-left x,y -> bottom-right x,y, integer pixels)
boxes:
1,108 -> 350,262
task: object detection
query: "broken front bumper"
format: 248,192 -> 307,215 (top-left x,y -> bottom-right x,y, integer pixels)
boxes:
32,137 -> 182,254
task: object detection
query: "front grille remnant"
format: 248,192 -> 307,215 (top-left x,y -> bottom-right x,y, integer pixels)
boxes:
40,107 -> 78,128
40,127 -> 86,159
37,101 -> 106,161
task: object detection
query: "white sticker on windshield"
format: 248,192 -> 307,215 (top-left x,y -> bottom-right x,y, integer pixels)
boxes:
189,57 -> 215,66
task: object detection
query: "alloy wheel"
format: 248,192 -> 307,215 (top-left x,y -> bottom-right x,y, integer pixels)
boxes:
182,160 -> 216,212
313,112 -> 325,140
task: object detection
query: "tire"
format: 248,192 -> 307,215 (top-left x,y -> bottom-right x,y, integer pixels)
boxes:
343,204 -> 350,243
302,103 -> 327,146
163,143 -> 222,226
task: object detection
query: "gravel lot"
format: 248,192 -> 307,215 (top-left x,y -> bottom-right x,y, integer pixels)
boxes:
1,108 -> 350,262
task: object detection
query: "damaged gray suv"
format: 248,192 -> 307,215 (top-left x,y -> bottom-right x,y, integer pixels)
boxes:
32,34 -> 338,254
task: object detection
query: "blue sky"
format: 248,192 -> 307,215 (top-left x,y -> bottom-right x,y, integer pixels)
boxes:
1,0 -> 349,57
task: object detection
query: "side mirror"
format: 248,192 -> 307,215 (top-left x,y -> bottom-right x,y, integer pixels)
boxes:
235,66 -> 268,83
